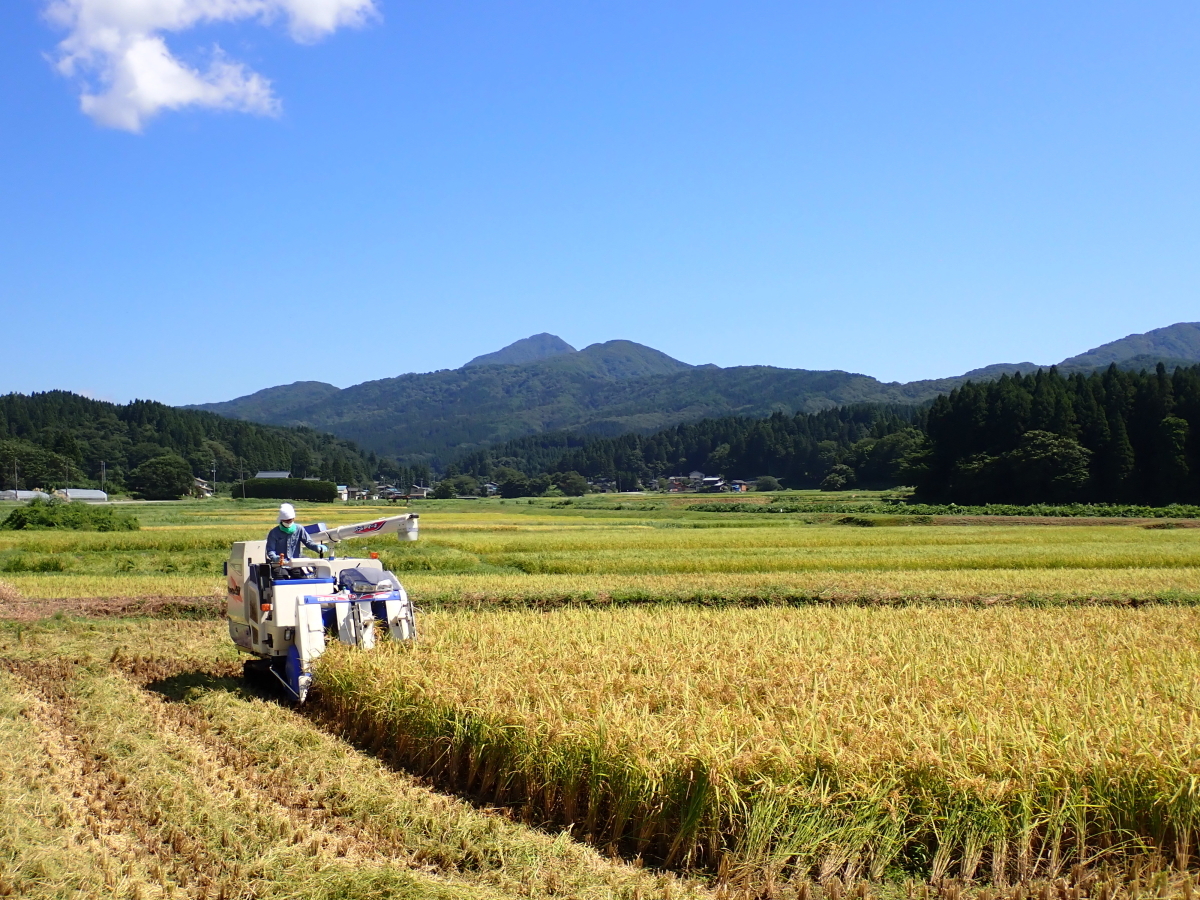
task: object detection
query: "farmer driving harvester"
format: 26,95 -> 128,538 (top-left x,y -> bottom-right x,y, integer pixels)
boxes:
266,503 -> 329,578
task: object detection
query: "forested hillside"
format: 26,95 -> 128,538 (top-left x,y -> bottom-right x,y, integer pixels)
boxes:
0,391 -> 376,493
195,341 -> 951,464
457,363 -> 1200,506
911,363 -> 1200,504
456,404 -> 925,490
190,324 -> 1200,466
1058,321 -> 1200,370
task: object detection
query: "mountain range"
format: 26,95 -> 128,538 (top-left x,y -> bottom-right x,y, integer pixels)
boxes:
188,322 -> 1200,465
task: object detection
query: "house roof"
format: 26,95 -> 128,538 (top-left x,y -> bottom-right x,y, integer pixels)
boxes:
255,471 -> 291,479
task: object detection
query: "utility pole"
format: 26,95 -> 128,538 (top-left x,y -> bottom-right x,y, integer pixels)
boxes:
100,461 -> 106,490
212,461 -> 217,498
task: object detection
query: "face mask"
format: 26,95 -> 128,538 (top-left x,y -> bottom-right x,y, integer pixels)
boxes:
279,521 -> 296,534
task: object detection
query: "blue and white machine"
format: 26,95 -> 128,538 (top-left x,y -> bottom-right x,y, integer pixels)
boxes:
225,513 -> 419,703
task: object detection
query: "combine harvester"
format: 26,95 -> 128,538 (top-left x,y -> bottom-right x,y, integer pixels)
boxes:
225,513 -> 419,703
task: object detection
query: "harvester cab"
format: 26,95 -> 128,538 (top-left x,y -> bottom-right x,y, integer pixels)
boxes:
225,513 -> 419,703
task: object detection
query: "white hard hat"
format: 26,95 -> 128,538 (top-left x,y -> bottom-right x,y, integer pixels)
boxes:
278,503 -> 296,521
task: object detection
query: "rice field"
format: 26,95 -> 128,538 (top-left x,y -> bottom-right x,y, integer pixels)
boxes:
2,497 -> 1199,605
3,497 -> 1200,896
316,605 -> 1200,885
0,617 -> 708,900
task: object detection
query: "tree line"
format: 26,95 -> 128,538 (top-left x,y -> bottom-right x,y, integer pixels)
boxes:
909,363 -> 1200,504
453,404 -> 926,492
450,363 -> 1200,506
8,362 -> 1198,506
0,391 -> 377,496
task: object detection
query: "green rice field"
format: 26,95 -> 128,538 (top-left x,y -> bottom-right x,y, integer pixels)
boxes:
2,495 -> 1199,605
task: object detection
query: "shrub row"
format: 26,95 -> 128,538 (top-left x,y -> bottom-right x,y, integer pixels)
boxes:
239,478 -> 338,502
687,501 -> 1200,518
0,498 -> 139,531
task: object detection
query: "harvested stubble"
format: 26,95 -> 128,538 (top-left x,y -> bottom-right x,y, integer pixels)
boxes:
0,616 -> 710,900
316,606 -> 1200,886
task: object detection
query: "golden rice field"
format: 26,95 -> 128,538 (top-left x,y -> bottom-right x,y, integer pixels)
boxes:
317,605 -> 1200,885
4,498 -> 1200,897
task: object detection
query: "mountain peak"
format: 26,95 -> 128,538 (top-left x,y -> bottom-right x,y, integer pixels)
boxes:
463,333 -> 577,368
568,340 -> 694,379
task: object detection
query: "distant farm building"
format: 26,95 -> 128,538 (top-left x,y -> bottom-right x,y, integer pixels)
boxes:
0,490 -> 51,501
256,470 -> 291,479
55,489 -> 108,502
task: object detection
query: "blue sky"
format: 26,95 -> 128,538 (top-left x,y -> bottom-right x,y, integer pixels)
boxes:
2,1 -> 1199,405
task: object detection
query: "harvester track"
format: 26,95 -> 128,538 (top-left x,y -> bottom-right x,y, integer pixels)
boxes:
0,658 -> 226,898
0,659 -> 179,898
0,657 -> 497,900
116,656 -> 412,866
104,654 -> 701,900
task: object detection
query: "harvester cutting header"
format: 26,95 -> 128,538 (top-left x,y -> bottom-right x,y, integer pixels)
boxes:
225,508 -> 420,703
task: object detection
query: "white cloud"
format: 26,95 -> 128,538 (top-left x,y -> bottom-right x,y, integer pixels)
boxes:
45,0 -> 378,131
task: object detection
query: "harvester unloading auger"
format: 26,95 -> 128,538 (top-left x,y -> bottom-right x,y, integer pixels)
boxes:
225,513 -> 419,703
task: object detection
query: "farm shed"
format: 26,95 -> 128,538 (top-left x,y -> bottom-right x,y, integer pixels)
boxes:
55,489 -> 108,502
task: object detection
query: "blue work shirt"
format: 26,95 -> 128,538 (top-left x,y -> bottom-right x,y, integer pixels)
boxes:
266,524 -> 322,562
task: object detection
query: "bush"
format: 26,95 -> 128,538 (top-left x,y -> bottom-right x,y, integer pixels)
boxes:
552,471 -> 589,497
819,464 -> 857,492
0,498 -> 139,531
129,454 -> 194,500
492,467 -> 532,498
241,478 -> 338,502
753,476 -> 782,492
432,475 -> 480,499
